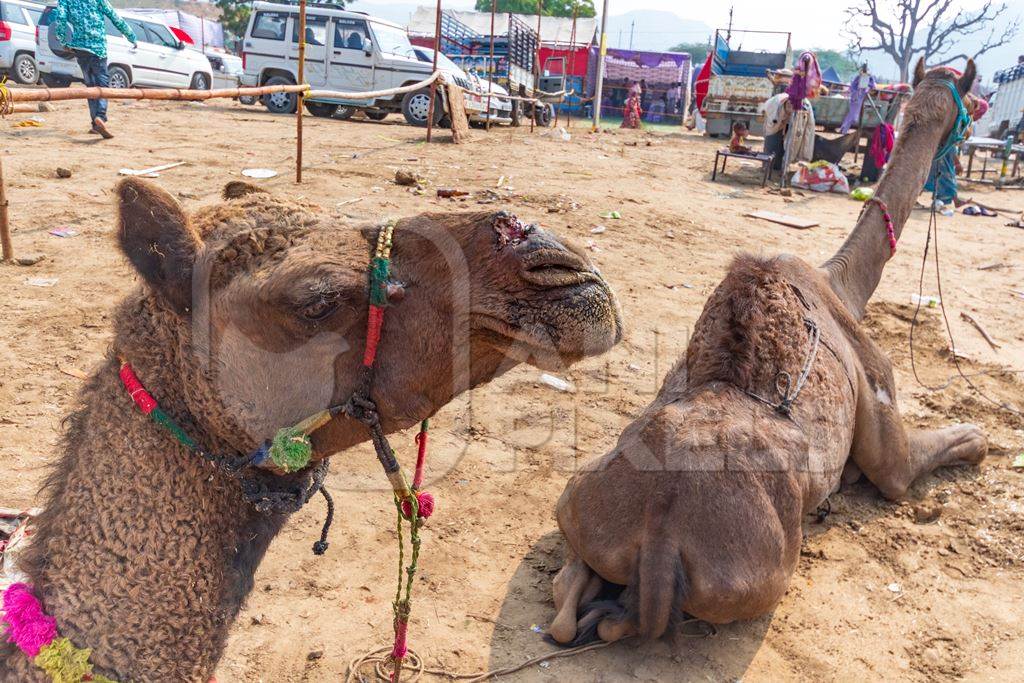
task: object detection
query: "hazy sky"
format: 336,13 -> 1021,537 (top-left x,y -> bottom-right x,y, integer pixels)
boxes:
419,0 -> 850,48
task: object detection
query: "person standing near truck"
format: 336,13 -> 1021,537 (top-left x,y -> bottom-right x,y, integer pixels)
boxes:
51,0 -> 137,139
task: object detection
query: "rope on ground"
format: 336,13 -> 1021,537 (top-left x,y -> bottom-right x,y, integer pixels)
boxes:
345,640 -> 616,683
346,619 -> 715,683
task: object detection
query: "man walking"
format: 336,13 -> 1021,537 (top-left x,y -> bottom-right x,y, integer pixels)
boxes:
52,0 -> 137,138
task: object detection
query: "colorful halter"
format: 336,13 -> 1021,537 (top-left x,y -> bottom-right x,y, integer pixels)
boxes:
933,79 -> 972,163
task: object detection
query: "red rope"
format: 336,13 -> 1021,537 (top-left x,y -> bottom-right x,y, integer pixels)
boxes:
118,362 -> 157,415
363,305 -> 385,367
413,426 -> 428,490
390,617 -> 409,677
867,197 -> 897,256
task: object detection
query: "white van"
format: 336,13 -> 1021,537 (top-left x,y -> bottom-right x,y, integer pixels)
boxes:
36,6 -> 213,89
0,0 -> 43,83
241,1 -> 484,126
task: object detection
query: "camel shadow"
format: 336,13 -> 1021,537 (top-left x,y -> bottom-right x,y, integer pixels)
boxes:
484,531 -> 770,682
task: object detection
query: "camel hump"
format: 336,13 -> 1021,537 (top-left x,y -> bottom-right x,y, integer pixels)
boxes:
686,255 -> 812,393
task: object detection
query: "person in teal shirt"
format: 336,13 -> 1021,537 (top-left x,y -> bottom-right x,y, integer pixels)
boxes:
51,0 -> 137,138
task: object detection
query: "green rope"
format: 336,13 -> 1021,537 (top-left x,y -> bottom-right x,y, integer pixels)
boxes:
392,494 -> 421,618
369,256 -> 391,307
150,408 -> 196,450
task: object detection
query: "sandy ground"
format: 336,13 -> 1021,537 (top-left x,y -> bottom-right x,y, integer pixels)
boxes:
1,99 -> 1023,683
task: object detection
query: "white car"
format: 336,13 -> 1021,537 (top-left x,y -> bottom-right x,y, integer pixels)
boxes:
0,0 -> 43,83
36,6 -> 212,89
240,1 -> 483,125
410,47 -> 512,126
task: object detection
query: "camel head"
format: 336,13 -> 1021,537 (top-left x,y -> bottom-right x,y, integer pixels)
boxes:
115,179 -> 622,457
908,57 -> 977,138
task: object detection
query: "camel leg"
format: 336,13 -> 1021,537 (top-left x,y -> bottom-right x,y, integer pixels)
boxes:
849,371 -> 986,499
549,554 -> 601,644
597,615 -> 638,642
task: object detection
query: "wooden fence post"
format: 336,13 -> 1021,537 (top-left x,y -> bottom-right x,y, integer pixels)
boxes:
296,0 -> 307,183
0,153 -> 12,263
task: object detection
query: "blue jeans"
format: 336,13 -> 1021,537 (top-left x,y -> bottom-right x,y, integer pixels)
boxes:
925,149 -> 958,203
74,51 -> 109,123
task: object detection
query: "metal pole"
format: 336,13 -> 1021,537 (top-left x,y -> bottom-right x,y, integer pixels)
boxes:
592,0 -> 610,132
295,0 -> 306,183
565,4 -> 577,129
532,0 -> 541,133
486,0 -> 496,131
0,153 -> 11,263
426,0 -> 442,143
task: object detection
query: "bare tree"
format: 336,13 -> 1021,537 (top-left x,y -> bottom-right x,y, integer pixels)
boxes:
844,0 -> 1020,82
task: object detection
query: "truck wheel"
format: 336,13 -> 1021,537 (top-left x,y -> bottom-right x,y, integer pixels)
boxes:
304,100 -> 338,118
190,72 -> 210,90
262,75 -> 297,115
534,103 -> 553,127
366,111 -> 388,121
12,54 -> 38,84
108,66 -> 131,89
336,106 -> 356,120
401,88 -> 443,127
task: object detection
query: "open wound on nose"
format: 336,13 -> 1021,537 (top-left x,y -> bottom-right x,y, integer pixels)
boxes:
493,211 -> 535,248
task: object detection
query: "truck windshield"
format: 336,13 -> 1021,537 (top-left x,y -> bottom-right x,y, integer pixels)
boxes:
370,23 -> 413,58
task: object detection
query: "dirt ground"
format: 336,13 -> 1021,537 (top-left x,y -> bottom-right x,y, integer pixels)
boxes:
1,99 -> 1023,682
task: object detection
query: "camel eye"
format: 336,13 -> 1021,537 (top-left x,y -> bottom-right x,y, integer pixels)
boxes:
302,298 -> 339,321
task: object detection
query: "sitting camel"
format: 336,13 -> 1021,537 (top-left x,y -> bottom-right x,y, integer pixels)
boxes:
0,180 -> 621,680
550,59 -> 987,645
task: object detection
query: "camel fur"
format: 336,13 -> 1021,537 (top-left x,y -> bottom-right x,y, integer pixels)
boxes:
0,180 -> 622,680
549,60 -> 988,646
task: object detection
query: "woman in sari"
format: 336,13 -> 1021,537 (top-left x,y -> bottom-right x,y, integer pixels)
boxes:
621,78 -> 643,129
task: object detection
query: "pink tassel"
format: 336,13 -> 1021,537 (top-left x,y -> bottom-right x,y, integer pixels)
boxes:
400,491 -> 435,520
2,583 -> 57,658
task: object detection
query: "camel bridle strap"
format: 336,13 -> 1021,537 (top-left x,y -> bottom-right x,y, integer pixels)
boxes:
117,358 -> 335,553
744,318 -> 821,418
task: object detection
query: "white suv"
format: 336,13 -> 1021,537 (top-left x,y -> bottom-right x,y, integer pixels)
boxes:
241,1 -> 483,126
0,0 -> 43,83
36,6 -> 212,89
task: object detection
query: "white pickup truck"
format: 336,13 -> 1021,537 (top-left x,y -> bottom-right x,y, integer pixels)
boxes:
241,1 -> 483,126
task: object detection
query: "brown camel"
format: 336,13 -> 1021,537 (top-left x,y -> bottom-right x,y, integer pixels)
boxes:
549,59 -> 987,646
0,179 -> 621,680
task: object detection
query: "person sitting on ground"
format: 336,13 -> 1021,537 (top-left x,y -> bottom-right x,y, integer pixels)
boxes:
730,121 -> 753,154
52,0 -> 137,139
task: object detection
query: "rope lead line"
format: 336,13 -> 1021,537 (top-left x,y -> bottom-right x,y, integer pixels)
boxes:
339,220 -> 436,683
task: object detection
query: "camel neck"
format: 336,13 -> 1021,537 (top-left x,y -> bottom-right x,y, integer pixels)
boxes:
10,301 -> 285,680
823,108 -> 951,319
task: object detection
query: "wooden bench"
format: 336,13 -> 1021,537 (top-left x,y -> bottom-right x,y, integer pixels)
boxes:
711,149 -> 776,187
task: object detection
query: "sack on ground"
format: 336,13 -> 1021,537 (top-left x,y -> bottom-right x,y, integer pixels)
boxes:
791,161 -> 850,194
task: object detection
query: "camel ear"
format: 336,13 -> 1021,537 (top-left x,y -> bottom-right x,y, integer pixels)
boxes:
117,178 -> 201,316
912,58 -> 927,87
222,181 -> 267,200
957,59 -> 977,97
